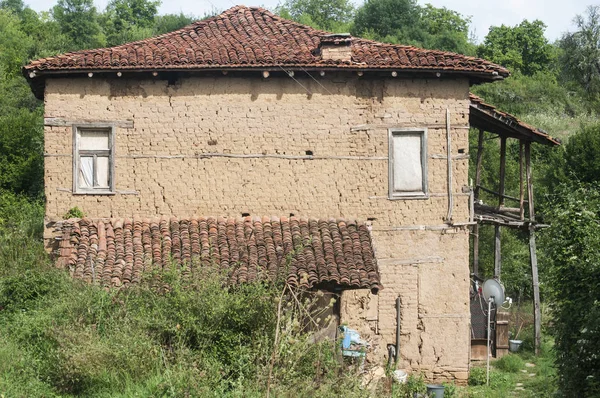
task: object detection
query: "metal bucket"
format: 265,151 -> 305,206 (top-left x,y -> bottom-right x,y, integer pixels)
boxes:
426,384 -> 445,398
509,339 -> 523,352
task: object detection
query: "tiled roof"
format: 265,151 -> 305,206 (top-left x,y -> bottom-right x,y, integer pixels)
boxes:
469,94 -> 560,146
54,216 -> 381,292
24,5 -> 508,80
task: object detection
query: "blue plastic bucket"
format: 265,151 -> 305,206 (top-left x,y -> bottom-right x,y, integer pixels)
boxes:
426,384 -> 445,398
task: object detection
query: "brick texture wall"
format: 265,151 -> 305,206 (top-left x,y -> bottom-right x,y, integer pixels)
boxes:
44,74 -> 472,383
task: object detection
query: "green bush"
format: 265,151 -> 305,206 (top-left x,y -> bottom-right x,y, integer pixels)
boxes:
542,183 -> 600,396
469,367 -> 487,386
494,354 -> 524,373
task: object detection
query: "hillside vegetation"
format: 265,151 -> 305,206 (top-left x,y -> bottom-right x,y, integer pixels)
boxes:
1,0 -> 600,396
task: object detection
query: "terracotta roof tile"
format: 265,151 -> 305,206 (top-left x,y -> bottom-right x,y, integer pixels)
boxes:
24,5 -> 508,80
55,216 -> 381,293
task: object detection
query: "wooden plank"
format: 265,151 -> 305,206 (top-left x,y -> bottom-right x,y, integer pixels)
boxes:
525,142 -> 541,355
494,225 -> 501,278
495,311 -> 510,358
45,118 -> 134,128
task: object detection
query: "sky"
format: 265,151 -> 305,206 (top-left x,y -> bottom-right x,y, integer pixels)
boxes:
24,0 -> 591,43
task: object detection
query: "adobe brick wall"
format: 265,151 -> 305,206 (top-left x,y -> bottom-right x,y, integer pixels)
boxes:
43,74 -> 471,383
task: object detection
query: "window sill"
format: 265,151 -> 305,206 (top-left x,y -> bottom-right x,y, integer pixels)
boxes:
73,190 -> 116,195
388,193 -> 429,200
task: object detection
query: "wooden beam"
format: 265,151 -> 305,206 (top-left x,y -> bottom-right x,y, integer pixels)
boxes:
494,137 -> 507,279
473,128 -> 485,277
494,225 -> 501,278
525,142 -> 542,356
474,129 -> 485,200
499,137 -> 507,207
476,185 -> 528,203
520,141 -> 525,221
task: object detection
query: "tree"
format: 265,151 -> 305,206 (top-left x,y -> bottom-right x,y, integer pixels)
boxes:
52,0 -> 105,50
352,0 -> 420,42
542,182 -> 600,396
419,4 -> 474,54
276,0 -> 354,31
563,123 -> 600,184
352,0 -> 473,54
560,6 -> 600,99
153,13 -> 195,35
477,20 -> 556,76
103,0 -> 160,46
0,0 -> 24,15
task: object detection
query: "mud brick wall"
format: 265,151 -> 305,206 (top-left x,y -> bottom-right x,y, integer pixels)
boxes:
43,74 -> 472,383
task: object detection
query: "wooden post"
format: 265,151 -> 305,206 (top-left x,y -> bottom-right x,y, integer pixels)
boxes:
525,142 -> 542,355
519,141 -> 525,221
474,129 -> 485,200
473,129 -> 485,276
494,137 -> 507,278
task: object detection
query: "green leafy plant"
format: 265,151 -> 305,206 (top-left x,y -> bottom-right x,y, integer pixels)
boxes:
494,354 -> 524,373
63,206 -> 84,219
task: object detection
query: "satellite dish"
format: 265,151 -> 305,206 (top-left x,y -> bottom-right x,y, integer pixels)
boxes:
482,279 -> 505,307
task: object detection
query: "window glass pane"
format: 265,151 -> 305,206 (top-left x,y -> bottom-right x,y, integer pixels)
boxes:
392,133 -> 423,193
96,156 -> 110,188
79,156 -> 94,188
80,129 -> 109,150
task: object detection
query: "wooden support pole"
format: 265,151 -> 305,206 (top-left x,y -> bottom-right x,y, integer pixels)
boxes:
499,137 -> 507,207
519,141 -> 525,221
494,225 -> 501,278
494,137 -> 507,279
474,129 -> 485,201
525,142 -> 542,355
473,129 -> 484,277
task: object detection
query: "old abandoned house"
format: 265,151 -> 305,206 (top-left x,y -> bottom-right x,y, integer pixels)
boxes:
22,5 -> 557,383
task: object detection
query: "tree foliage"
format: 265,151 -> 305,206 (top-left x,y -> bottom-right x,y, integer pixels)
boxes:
276,0 -> 354,31
52,0 -> 105,49
560,5 -> 600,99
351,0 -> 474,54
542,182 -> 600,396
477,20 -> 556,76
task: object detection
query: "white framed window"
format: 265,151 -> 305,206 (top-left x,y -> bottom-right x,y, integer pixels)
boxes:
388,128 -> 428,199
73,125 -> 115,194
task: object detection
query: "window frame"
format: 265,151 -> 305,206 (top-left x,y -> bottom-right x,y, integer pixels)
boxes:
72,124 -> 116,195
388,128 -> 428,200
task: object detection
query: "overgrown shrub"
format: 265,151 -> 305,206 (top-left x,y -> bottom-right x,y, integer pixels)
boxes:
542,183 -> 600,396
494,354 -> 524,373
0,195 -> 367,396
469,367 -> 487,386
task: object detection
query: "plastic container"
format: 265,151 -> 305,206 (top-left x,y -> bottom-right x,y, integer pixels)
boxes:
509,339 -> 523,352
392,369 -> 407,383
426,384 -> 445,398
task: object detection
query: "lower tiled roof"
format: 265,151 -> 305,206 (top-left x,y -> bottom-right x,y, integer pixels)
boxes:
55,216 -> 381,293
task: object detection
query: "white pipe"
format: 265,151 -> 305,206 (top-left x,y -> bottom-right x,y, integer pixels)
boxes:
487,297 -> 492,385
446,108 -> 453,222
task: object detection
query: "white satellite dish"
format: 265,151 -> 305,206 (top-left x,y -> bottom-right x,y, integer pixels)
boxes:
482,279 -> 505,307
481,278 -> 505,386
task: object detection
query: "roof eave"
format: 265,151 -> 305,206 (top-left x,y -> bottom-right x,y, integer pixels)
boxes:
24,65 -> 507,100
